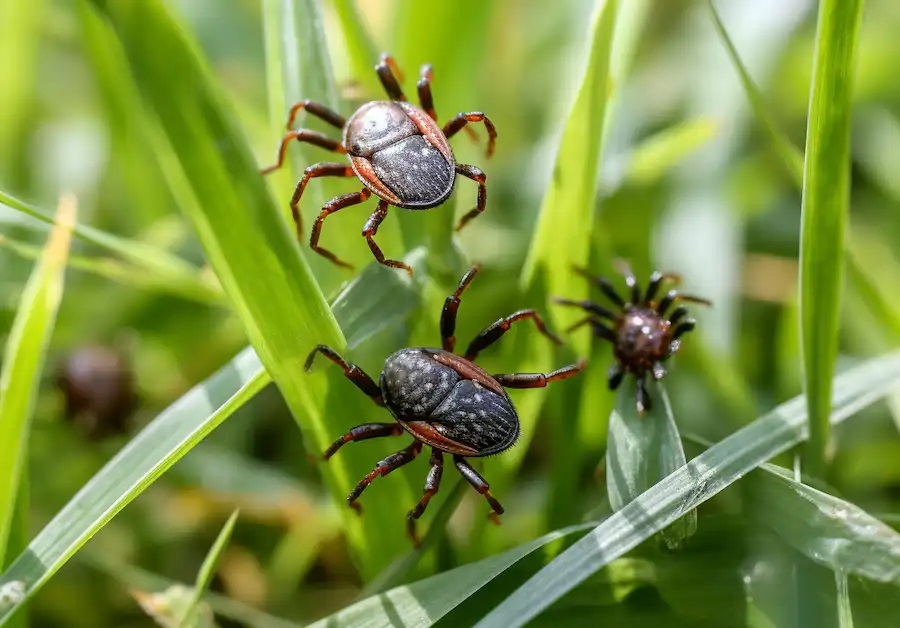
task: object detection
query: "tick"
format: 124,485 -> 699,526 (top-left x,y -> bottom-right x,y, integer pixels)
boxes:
261,54 -> 497,275
306,266 -> 583,545
555,261 -> 710,414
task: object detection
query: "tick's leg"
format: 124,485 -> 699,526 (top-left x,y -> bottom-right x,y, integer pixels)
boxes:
376,53 -> 407,101
572,267 -> 625,308
260,129 -> 346,175
288,162 -> 354,239
454,456 -> 504,524
644,270 -> 681,304
362,200 -> 412,275
636,373 -> 651,415
668,306 -> 689,326
672,319 -> 696,341
657,290 -> 712,316
283,100 -> 346,131
608,364 -> 624,389
553,298 -> 617,321
652,361 -> 667,381
417,64 -> 437,120
614,259 -> 642,305
311,188 -> 371,269
348,441 -> 422,513
323,423 -> 404,460
407,448 -> 444,547
453,164 -> 487,232
441,265 -> 481,353
464,309 -> 561,361
492,361 -> 585,389
304,344 -> 384,405
443,112 -> 497,158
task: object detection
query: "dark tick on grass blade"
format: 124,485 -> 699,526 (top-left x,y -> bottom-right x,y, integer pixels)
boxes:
306,266 -> 584,546
261,53 -> 497,275
555,260 -> 711,415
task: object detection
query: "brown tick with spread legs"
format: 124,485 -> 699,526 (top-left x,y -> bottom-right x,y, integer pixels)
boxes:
261,54 -> 496,275
307,266 -> 583,545
555,261 -> 710,415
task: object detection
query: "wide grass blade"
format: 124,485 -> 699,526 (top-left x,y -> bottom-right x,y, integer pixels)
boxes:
748,464 -> 900,585
0,347 -> 268,625
182,510 -> 240,627
309,522 -> 596,627
521,0 -> 619,347
797,0 -> 864,476
476,351 -> 900,627
622,117 -> 719,187
606,379 -> 695,548
0,194 -> 75,566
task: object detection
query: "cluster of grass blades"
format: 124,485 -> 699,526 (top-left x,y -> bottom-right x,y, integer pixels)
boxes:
1,0 -> 898,626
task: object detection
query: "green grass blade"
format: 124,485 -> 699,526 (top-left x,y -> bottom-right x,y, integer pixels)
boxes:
708,1 -> 804,187
623,117 -> 719,187
521,0 -> 619,346
798,0 -> 865,476
836,571 -> 854,628
331,0 -> 380,92
0,0 -> 41,182
0,347 -> 268,625
182,510 -> 239,627
748,464 -> 900,584
309,522 -> 596,628
606,379 -> 695,548
0,189 -> 220,302
0,195 -> 75,566
475,351 -> 900,627
84,0 -> 409,572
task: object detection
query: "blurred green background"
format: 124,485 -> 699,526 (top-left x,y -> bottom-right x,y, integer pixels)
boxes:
2,0 -> 900,625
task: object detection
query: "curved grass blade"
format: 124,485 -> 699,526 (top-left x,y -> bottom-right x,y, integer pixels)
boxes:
0,346 -> 268,625
622,117 -> 719,187
476,351 -> 900,627
748,464 -> 900,585
182,510 -> 239,627
309,522 -> 597,628
606,379 -> 695,549
797,0 -> 864,476
0,194 -> 75,566
707,1 -> 803,187
521,0 -> 619,350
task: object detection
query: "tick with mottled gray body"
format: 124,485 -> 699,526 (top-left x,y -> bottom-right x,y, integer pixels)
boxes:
261,53 -> 496,274
306,266 -> 584,545
555,260 -> 711,414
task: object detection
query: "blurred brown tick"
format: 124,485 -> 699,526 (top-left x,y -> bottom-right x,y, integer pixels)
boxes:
261,54 -> 496,275
556,261 -> 710,414
307,266 -> 583,545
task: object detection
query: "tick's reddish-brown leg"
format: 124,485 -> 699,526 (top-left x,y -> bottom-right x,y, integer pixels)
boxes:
440,265 -> 481,353
288,162 -> 354,238
554,298 -> 617,321
283,100 -> 346,131
407,448 -> 444,547
304,344 -> 384,405
464,309 -> 561,361
453,164 -> 487,232
347,441 -> 422,513
573,267 -> 626,308
311,188 -> 371,269
260,130 -> 347,175
454,456 -> 504,524
417,64 -> 437,120
443,112 -> 497,158
324,423 -> 404,460
492,361 -> 585,388
362,200 -> 412,275
376,53 -> 407,101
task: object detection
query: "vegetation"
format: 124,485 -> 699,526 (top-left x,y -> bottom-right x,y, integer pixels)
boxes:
1,0 -> 899,625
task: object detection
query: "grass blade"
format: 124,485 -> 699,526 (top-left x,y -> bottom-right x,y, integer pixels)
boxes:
0,347 -> 268,625
309,522 -> 597,628
476,351 -> 900,627
0,194 -> 75,566
182,510 -> 240,627
621,117 -> 719,187
748,464 -> 900,585
798,0 -> 864,476
606,379 -> 695,548
331,0 -> 380,92
521,0 -> 619,346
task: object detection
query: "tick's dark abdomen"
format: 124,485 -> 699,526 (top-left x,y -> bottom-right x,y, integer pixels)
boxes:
379,348 -> 519,456
344,101 -> 455,209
